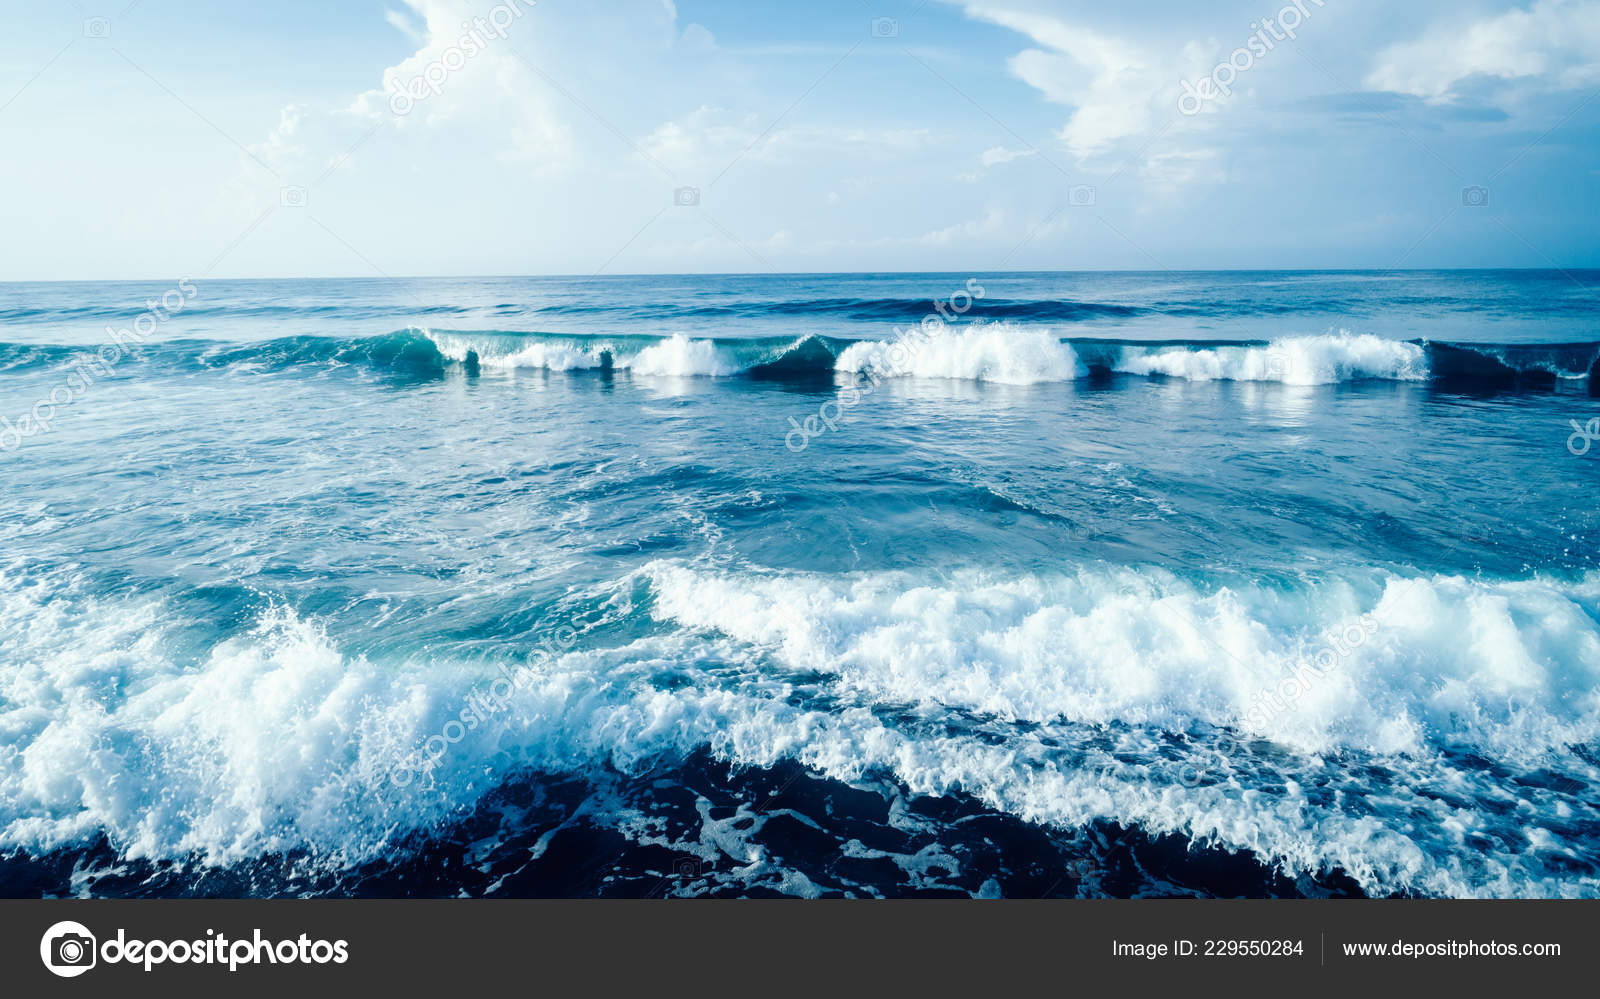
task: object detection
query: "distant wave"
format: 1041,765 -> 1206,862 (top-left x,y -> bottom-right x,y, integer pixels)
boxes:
7,288 -> 1597,326
0,296 -> 1142,326
0,328 -> 1595,392
668,296 -> 1151,323
0,296 -> 1149,326
0,303 -> 485,324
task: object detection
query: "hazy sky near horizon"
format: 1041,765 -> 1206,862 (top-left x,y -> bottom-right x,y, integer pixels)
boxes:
1,0 -> 1597,280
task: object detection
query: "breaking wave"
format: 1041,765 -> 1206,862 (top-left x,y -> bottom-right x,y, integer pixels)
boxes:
834,323 -> 1087,384
0,328 -> 1594,392
2,562 -> 1597,897
1110,332 -> 1428,385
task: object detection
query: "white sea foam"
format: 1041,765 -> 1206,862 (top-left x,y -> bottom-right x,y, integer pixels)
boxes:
425,327 -> 1433,387
425,330 -> 603,371
3,563 -> 1596,896
623,333 -> 740,377
836,323 -> 1087,384
1115,331 -> 1427,384
425,330 -> 738,377
638,561 -> 1600,897
494,342 -> 606,371
642,562 -> 1600,761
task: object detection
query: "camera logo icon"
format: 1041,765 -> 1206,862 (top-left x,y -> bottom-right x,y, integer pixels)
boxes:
1262,349 -> 1292,380
387,80 -> 414,117
280,185 -> 308,208
870,17 -> 898,37
40,921 -> 97,978
1068,184 -> 1096,207
83,17 -> 110,37
673,186 -> 700,207
1461,185 -> 1489,208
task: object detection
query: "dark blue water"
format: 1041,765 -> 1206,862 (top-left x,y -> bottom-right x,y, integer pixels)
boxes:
1,271 -> 1597,898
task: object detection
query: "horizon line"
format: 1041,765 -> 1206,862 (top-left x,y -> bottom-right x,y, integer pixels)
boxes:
5,265 -> 1600,285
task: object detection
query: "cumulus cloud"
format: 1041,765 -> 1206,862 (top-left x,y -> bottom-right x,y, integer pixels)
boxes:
1366,0 -> 1600,100
962,4 -> 1163,159
955,1 -> 1223,197
249,0 -> 605,187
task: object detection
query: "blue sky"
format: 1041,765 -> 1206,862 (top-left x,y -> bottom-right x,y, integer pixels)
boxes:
1,0 -> 1597,278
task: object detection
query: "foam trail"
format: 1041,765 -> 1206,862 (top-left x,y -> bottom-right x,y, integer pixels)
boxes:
836,323 -> 1087,384
1115,332 -> 1428,384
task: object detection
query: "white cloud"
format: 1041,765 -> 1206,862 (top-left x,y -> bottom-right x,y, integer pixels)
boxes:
1139,148 -> 1222,193
641,107 -> 937,176
961,5 -> 1164,159
680,23 -> 717,51
957,2 -> 1221,181
1367,0 -> 1600,100
251,0 -> 578,184
916,208 -> 1009,247
955,144 -> 1036,182
980,145 -> 1036,167
384,7 -> 424,43
640,106 -> 759,171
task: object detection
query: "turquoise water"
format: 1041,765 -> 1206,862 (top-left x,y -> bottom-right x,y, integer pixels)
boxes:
1,271 -> 1598,898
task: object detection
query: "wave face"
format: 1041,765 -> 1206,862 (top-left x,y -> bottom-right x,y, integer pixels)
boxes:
2,563 -> 1596,898
428,330 -> 743,377
3,327 -> 1592,392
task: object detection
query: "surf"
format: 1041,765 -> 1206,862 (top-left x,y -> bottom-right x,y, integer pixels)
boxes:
2,560 -> 1596,897
1,325 -> 1596,395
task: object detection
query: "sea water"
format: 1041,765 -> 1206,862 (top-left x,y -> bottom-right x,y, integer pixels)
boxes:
0,270 -> 1597,898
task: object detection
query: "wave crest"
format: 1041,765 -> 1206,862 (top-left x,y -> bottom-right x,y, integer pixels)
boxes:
1114,332 -> 1428,385
835,323 -> 1087,384
0,329 -> 1591,393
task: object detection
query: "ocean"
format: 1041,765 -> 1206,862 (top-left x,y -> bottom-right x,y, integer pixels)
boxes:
1,270 -> 1597,898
